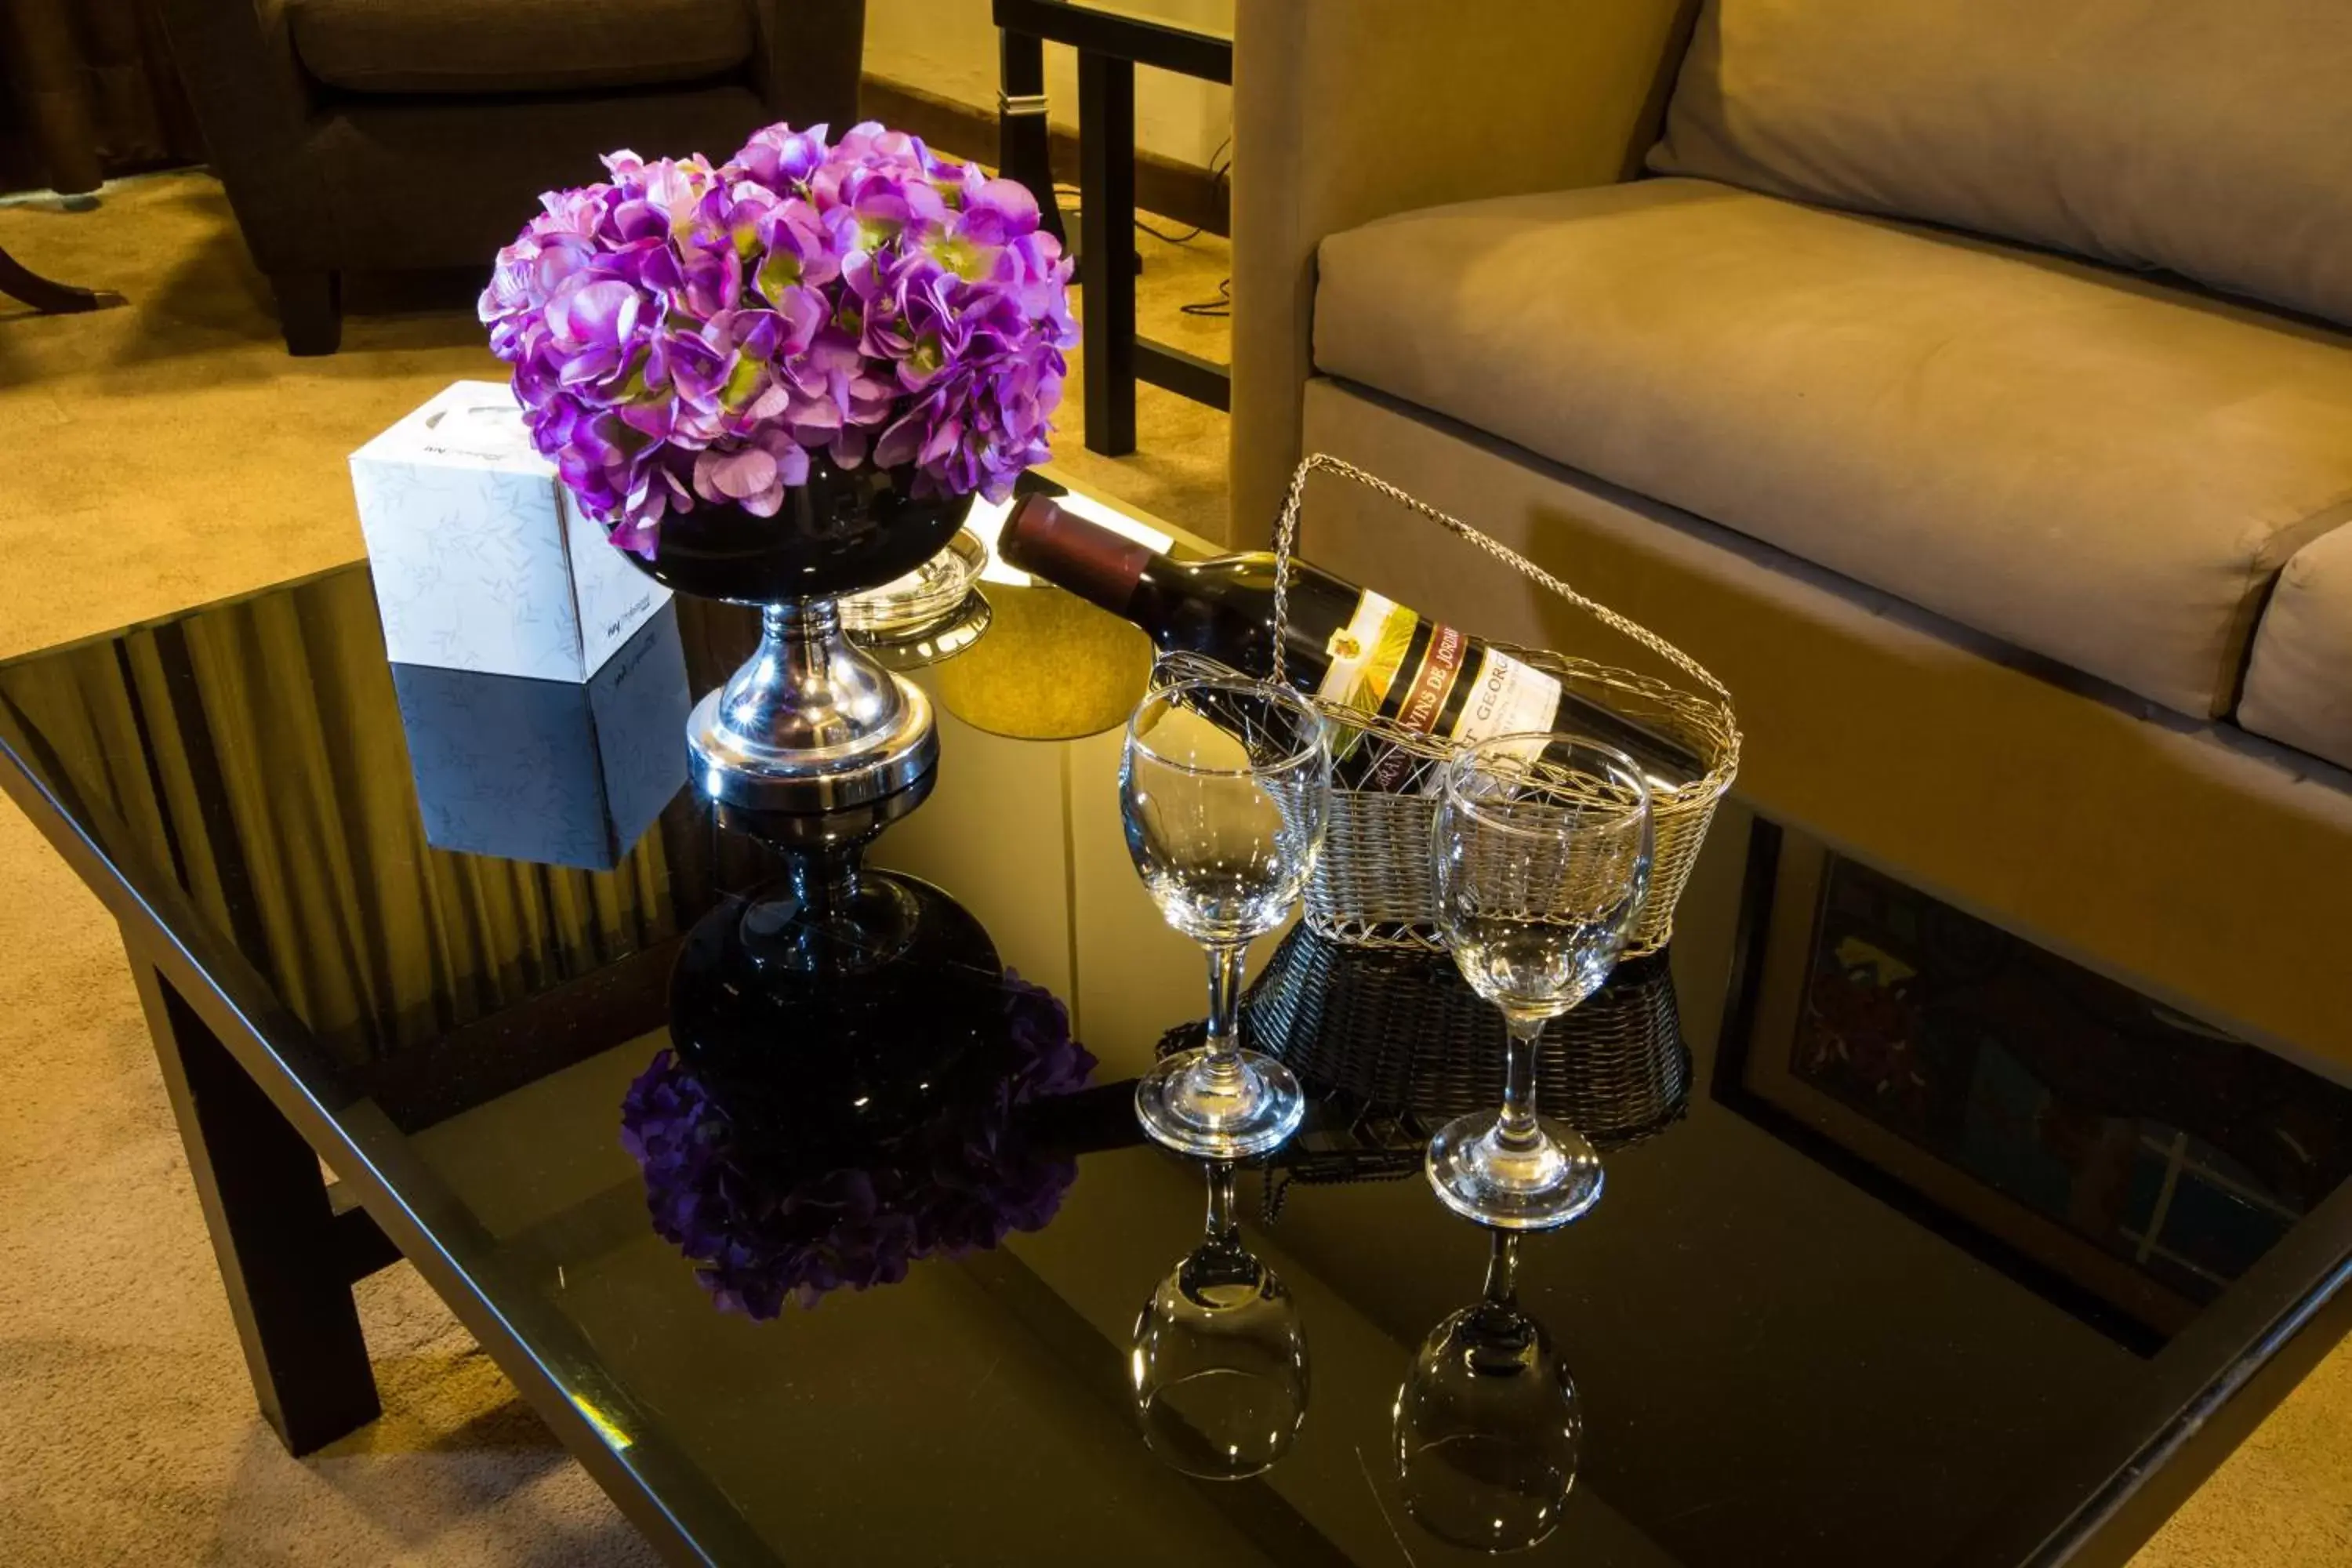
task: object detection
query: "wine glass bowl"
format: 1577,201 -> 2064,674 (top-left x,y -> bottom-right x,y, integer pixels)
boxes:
1394,1234 -> 1583,1552
1123,680 -> 1329,942
1428,735 -> 1653,1229
1123,672 -> 1330,1159
1131,1163 -> 1309,1479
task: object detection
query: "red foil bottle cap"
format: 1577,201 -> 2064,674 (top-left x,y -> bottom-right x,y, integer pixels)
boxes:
998,495 -> 1156,616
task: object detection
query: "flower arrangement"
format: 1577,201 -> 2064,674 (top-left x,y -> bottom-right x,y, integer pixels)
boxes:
619,971 -> 1095,1319
481,122 -> 1077,558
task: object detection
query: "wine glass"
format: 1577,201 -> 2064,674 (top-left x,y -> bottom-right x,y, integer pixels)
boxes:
1428,734 -> 1652,1229
1123,671 -> 1330,1158
1394,1230 -> 1583,1551
1131,1161 -> 1310,1479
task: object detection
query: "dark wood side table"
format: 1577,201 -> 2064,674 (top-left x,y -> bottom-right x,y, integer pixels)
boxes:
0,241 -> 125,314
993,0 -> 1232,456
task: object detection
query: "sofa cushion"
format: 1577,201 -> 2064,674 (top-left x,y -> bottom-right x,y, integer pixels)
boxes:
2241,525 -> 2352,771
290,0 -> 751,95
1646,0 -> 2352,332
310,87 -> 769,267
1313,179 -> 2352,720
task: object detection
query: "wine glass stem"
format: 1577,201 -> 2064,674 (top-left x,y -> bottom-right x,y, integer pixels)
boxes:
1205,1161 -> 1240,1248
1200,939 -> 1250,1083
1497,1016 -> 1546,1155
1482,1231 -> 1523,1308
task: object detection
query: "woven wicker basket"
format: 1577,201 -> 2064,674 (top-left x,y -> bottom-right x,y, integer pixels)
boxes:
1267,454 -> 1741,956
1246,927 -> 1690,1146
1226,927 -> 1691,1217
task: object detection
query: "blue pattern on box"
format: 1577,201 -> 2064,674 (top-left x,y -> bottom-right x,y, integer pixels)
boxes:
350,380 -> 668,681
390,602 -> 691,870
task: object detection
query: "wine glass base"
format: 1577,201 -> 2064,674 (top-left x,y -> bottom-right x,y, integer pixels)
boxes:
1425,1111 -> 1604,1231
1135,1046 -> 1305,1160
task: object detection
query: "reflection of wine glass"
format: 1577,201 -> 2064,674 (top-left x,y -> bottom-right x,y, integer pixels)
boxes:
1428,735 -> 1652,1229
1130,1162 -> 1309,1479
1395,1232 -> 1583,1552
1123,673 -> 1330,1159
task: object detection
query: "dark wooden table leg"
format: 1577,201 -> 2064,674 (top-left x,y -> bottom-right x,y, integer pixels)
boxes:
129,955 -> 382,1454
1077,50 -> 1138,456
270,270 -> 341,356
0,242 -> 124,314
996,27 -> 1066,249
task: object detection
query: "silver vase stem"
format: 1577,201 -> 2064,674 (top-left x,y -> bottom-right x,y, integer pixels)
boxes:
711,597 -> 899,753
688,593 -> 938,809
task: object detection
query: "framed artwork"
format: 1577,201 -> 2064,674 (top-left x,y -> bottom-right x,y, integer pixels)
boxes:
1715,822 -> 2351,1348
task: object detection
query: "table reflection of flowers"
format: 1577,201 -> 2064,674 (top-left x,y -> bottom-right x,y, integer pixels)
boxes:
621,971 -> 1094,1319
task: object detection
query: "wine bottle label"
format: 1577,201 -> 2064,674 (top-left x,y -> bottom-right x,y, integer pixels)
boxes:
1363,624 -> 1472,789
1450,646 -> 1564,756
1396,624 -> 1471,736
1316,589 -> 1417,714
1318,588 -> 1569,789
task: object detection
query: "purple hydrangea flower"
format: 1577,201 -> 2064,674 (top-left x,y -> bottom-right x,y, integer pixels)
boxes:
618,971 -> 1096,1319
482,122 -> 1077,557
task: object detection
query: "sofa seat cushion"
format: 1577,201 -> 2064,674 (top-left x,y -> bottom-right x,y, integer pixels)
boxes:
2241,527 -> 2352,771
1313,178 -> 2352,719
1647,0 -> 2352,331
290,0 -> 751,95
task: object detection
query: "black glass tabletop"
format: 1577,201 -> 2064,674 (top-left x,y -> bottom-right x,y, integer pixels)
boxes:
2,561 -> 2350,1568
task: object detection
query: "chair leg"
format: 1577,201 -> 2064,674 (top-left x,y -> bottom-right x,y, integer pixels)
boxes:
0,242 -> 123,314
271,270 -> 341,355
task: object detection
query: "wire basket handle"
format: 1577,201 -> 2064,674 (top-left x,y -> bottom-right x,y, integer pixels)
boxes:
1268,452 -> 1733,704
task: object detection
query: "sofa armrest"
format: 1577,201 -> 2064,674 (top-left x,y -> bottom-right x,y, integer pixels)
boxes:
1228,0 -> 1693,539
154,0 -> 336,270
748,0 -> 866,133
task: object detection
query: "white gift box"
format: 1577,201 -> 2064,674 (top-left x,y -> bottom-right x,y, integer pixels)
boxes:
350,380 -> 669,682
391,602 -> 691,871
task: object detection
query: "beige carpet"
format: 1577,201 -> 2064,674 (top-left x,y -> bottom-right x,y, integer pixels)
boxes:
0,171 -> 2345,1566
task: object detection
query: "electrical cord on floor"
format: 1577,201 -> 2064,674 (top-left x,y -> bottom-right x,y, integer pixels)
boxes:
1059,213 -> 1230,315
1052,134 -> 1232,246
1053,183 -> 1207,247
1054,136 -> 1233,315
1138,137 -> 1229,243
1179,277 -> 1231,318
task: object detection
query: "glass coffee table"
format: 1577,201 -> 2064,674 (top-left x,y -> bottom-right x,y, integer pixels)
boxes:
2,492 -> 2350,1567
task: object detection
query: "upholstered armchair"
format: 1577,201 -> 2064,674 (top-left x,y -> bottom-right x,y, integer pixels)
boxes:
157,0 -> 864,353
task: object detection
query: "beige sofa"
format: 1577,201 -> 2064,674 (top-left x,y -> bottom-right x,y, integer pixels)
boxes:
1229,0 -> 2352,1065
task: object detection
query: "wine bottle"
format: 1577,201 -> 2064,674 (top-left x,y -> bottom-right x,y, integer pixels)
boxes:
998,496 -> 1702,789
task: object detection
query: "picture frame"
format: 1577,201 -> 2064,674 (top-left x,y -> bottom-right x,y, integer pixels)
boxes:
1714,822 -> 2334,1349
